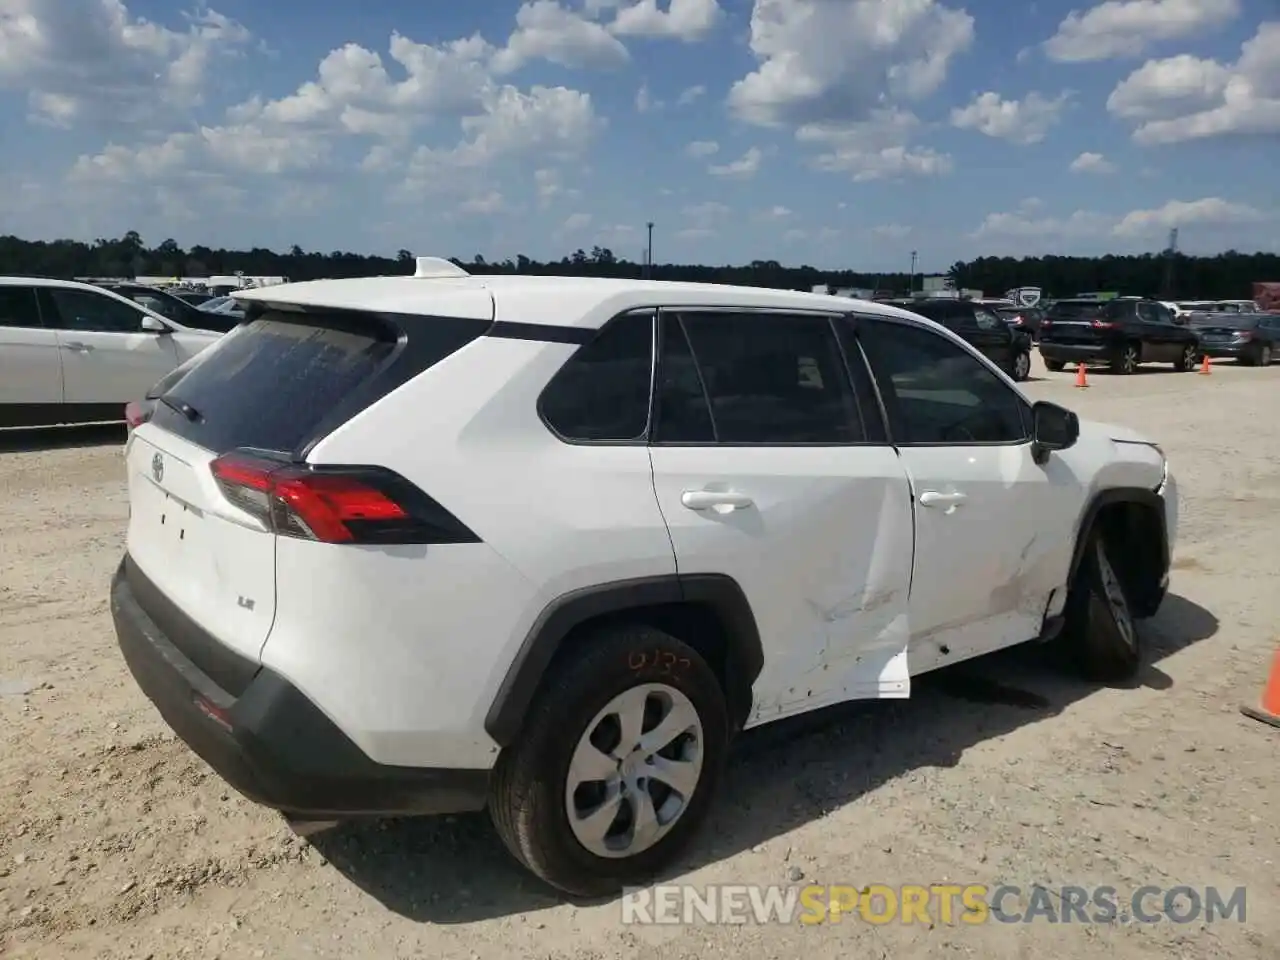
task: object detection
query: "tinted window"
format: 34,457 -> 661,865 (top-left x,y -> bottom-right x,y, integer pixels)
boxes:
539,312 -> 654,442
0,286 -> 42,328
653,314 -> 715,443
971,306 -> 1003,330
150,310 -> 486,454
48,289 -> 147,333
1047,301 -> 1104,319
672,311 -> 862,444
859,319 -> 1028,444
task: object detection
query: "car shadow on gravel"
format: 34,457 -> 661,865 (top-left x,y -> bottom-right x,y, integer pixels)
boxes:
0,423 -> 126,452
311,592 -> 1217,924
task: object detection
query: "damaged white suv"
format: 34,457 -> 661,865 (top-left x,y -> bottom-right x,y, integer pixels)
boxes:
112,259 -> 1177,897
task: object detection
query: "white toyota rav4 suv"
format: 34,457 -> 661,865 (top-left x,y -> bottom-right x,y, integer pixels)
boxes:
112,259 -> 1177,897
0,277 -> 223,429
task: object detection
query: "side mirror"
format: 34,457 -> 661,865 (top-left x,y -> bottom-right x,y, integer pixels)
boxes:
1031,401 -> 1079,464
140,315 -> 168,334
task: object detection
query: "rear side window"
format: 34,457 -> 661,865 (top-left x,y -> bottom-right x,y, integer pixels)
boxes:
47,288 -> 147,333
0,286 -> 41,328
1048,301 -> 1102,319
658,311 -> 863,444
150,310 -> 487,454
538,312 -> 655,442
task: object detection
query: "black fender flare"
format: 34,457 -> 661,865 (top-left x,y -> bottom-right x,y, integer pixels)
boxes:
1067,486 -> 1170,587
483,573 -> 763,747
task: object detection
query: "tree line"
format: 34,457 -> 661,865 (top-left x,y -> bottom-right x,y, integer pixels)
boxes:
1,231 -> 1277,301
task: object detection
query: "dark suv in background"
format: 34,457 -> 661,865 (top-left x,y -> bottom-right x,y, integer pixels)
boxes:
884,298 -> 1033,381
1038,297 -> 1201,374
94,282 -> 240,333
1189,312 -> 1279,366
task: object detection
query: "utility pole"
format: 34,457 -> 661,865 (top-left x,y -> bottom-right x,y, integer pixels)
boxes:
909,250 -> 918,294
645,222 -> 654,280
1161,227 -> 1178,299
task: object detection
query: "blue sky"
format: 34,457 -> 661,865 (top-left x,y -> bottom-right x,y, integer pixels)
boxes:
0,0 -> 1276,271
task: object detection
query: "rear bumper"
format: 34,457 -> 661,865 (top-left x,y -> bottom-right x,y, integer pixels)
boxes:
111,556 -> 490,818
1038,342 -> 1115,363
1199,342 -> 1250,358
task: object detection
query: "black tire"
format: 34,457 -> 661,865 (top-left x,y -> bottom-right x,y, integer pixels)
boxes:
1044,359 -> 1066,372
488,623 -> 729,897
1259,344 -> 1273,367
1110,343 -> 1140,375
1054,533 -> 1141,683
1011,350 -> 1032,381
1172,342 -> 1197,372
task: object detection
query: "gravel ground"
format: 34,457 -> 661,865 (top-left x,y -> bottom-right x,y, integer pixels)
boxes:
1,354 -> 1277,960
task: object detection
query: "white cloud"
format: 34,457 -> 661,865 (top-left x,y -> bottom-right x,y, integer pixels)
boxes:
728,0 -> 974,127
635,82 -> 662,112
1069,151 -> 1118,173
608,0 -> 724,41
796,110 -> 953,181
1043,0 -> 1241,63
950,91 -> 1071,144
973,209 -> 1115,239
682,201 -> 731,231
560,212 -> 592,233
760,205 -> 792,219
676,84 -> 707,105
1112,197 -> 1264,236
685,139 -> 719,157
708,146 -> 762,178
534,167 -> 582,206
1106,24 -> 1280,143
457,191 -> 505,215
491,0 -> 630,74
0,0 -> 252,126
973,197 -> 1267,244
872,224 -> 913,240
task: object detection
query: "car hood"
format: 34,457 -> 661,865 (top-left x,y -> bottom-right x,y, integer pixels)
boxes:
1081,418 -> 1159,448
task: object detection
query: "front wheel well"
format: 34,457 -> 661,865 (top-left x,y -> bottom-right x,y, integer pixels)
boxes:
1082,499 -> 1167,617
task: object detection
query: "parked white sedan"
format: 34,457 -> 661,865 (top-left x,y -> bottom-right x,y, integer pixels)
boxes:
0,277 -> 223,429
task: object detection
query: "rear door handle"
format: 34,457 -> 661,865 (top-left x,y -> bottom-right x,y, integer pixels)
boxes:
919,490 -> 966,510
681,489 -> 755,512
62,341 -> 92,352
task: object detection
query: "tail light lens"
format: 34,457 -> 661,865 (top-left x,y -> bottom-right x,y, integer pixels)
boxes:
209,452 -> 480,545
1090,320 -> 1118,329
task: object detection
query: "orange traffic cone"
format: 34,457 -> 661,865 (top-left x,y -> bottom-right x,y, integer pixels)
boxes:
1199,354 -> 1211,375
1074,364 -> 1089,388
1240,648 -> 1280,729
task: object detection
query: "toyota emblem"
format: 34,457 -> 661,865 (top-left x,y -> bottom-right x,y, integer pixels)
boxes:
151,452 -> 164,483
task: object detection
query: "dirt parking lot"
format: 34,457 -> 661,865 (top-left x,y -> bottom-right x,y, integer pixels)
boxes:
1,355 -> 1277,960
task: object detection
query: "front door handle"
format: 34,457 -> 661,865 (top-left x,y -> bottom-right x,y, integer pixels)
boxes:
681,489 -> 755,512
62,341 -> 93,352
919,490 -> 967,510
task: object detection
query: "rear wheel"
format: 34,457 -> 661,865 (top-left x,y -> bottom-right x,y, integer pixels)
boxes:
1054,533 -> 1141,683
1044,358 -> 1066,372
1011,350 -> 1032,381
1260,344 -> 1273,367
489,623 -> 729,897
1110,343 -> 1140,375
1173,342 -> 1197,372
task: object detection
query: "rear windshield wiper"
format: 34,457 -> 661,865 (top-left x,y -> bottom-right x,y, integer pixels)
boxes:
157,395 -> 201,422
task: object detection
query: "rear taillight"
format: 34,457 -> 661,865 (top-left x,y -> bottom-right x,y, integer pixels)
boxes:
1090,320 -> 1118,329
1041,319 -> 1053,328
209,452 -> 479,545
1011,315 -> 1025,326
125,400 -> 150,429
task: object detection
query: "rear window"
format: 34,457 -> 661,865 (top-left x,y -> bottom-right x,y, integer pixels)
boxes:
1047,301 -> 1104,318
150,309 -> 488,454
